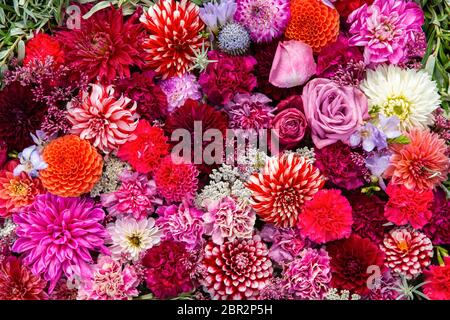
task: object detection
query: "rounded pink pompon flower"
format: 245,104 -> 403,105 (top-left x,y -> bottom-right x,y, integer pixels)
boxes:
347,0 -> 424,64
302,78 -> 369,149
12,193 -> 108,292
101,170 -> 162,220
160,73 -> 202,112
234,0 -> 290,43
67,84 -> 138,154
224,93 -> 273,130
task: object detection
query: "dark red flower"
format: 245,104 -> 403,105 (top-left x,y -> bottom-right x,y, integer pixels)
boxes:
142,241 -> 196,299
327,234 -> 385,295
423,189 -> 450,245
0,140 -> 7,168
335,0 -> 374,18
23,33 -> 64,66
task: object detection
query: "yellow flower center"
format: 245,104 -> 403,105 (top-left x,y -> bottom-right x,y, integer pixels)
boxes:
397,240 -> 409,252
127,234 -> 142,248
382,96 -> 411,121
8,180 -> 29,197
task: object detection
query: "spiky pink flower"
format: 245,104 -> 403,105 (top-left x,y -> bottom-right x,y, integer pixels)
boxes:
67,84 -> 138,154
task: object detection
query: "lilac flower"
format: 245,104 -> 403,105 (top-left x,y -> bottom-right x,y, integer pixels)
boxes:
31,130 -> 55,150
378,114 -> 402,139
365,152 -> 391,177
350,122 -> 387,152
199,0 -> 237,34
13,145 -> 47,177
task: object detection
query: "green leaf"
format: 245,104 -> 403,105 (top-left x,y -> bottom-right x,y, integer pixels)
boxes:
388,135 -> 411,144
82,1 -> 114,19
424,54 -> 436,76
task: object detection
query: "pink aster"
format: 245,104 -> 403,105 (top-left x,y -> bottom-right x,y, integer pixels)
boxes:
101,170 -> 162,220
160,73 -> 202,112
348,0 -> 424,64
12,193 -> 108,292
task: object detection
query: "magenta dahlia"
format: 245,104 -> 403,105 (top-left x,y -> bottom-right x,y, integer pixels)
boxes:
201,236 -> 273,300
12,193 -> 108,291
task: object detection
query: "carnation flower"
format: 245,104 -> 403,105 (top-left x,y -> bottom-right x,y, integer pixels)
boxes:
423,257 -> 450,300
140,0 -> 205,79
78,256 -> 140,300
299,189 -> 353,244
384,129 -> 449,191
156,202 -> 205,250
381,227 -> 433,280
302,78 -> 369,149
361,65 -> 440,130
285,0 -> 340,52
314,142 -> 367,190
160,73 -> 202,112
116,71 -> 168,123
423,190 -> 450,245
107,216 -> 162,262
57,6 -> 144,83
199,0 -> 237,34
218,22 -> 251,55
234,0 -> 290,43
260,225 -> 306,264
327,235 -> 385,295
282,248 -> 332,300
142,240 -> 197,299
154,156 -> 199,203
0,82 -> 48,150
40,135 -> 103,197
0,160 -> 44,218
204,196 -> 256,245
0,256 -> 48,300
225,93 -> 273,130
200,236 -> 273,300
12,193 -> 108,291
117,120 -> 169,174
67,84 -> 138,154
198,51 -> 257,106
334,0 -> 373,18
348,0 -> 424,64
24,33 -> 64,66
246,153 -> 325,228
101,170 -> 162,220
384,183 -> 434,229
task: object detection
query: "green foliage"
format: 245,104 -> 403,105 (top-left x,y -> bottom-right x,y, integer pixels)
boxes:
79,0 -> 155,18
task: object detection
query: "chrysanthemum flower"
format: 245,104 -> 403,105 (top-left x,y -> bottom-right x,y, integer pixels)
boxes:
57,6 -> 145,83
285,0 -> 340,52
384,129 -> 449,191
12,193 -> 108,291
40,135 -> 103,197
246,153 -> 325,228
67,84 -> 138,154
234,0 -> 290,43
140,0 -> 205,79
360,65 -> 440,130
160,73 -> 202,112
423,257 -> 450,300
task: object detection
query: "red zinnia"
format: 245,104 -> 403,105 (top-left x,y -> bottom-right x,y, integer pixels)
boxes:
23,33 -> 64,66
299,189 -> 353,244
423,257 -> 450,300
118,120 -> 169,174
327,235 -> 385,295
384,183 -> 434,229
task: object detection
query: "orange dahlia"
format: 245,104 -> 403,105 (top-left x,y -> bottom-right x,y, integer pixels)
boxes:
140,0 -> 205,79
285,0 -> 340,52
246,153 -> 325,228
40,135 -> 103,197
385,129 -> 449,191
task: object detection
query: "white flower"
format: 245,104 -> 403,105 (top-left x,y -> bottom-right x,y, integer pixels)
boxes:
107,217 -> 162,261
360,65 -> 440,130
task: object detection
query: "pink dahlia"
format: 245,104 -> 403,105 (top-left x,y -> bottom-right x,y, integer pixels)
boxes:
156,202 -> 205,250
381,227 -> 433,280
78,255 -> 140,300
225,93 -> 273,130
282,248 -> 332,300
204,196 -> 256,245
234,0 -> 290,43
154,156 -> 199,203
299,189 -> 353,244
348,0 -> 425,64
0,256 -> 48,300
142,240 -> 197,299
201,236 -> 273,300
12,193 -> 108,291
57,6 -> 145,83
423,190 -> 450,245
101,170 -> 162,220
384,183 -> 434,229
67,84 -> 138,154
423,257 -> 450,300
246,153 -> 325,228
198,51 -> 257,106
260,225 -> 306,264
160,73 -> 202,112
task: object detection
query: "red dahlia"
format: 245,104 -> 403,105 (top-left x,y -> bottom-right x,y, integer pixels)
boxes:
140,0 -> 205,79
423,257 -> 450,300
246,153 -> 325,228
327,234 -> 385,295
201,237 -> 273,300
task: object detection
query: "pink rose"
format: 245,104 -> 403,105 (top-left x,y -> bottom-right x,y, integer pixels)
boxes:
269,40 -> 316,88
273,108 -> 307,149
302,78 -> 369,149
